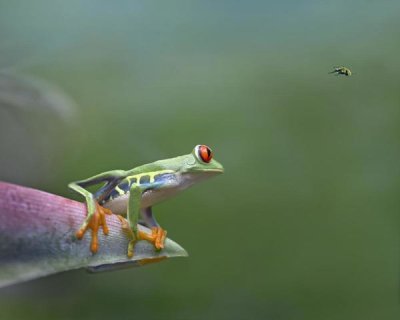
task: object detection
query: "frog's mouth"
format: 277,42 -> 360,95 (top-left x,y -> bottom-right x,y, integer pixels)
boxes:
202,168 -> 224,173
186,168 -> 224,175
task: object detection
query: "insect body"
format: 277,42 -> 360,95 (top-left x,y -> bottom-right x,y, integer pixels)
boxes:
69,145 -> 224,257
329,66 -> 352,76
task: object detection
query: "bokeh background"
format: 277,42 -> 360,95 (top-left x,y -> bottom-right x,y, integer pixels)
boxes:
1,1 -> 399,319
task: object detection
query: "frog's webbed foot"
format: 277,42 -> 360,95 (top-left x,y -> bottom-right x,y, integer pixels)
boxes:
141,227 -> 167,250
116,216 -> 167,258
131,227 -> 167,258
76,202 -> 113,253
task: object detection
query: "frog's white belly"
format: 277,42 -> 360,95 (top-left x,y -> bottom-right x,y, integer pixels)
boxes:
102,193 -> 128,214
103,187 -> 180,215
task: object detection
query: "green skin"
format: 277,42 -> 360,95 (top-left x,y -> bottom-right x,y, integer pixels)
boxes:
69,145 -> 224,256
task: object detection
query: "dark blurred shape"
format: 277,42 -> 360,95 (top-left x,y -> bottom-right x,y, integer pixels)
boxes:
0,72 -> 76,121
0,72 -> 77,185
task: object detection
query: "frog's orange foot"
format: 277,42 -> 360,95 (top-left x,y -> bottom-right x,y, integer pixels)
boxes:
139,227 -> 167,250
75,203 -> 113,253
113,216 -> 167,257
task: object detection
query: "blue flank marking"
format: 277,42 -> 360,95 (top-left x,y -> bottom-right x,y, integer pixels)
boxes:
101,173 -> 174,203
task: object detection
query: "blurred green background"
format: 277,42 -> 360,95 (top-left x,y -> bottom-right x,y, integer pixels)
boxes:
0,1 -> 399,319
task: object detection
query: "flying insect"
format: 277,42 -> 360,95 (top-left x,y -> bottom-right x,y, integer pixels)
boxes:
329,66 -> 352,76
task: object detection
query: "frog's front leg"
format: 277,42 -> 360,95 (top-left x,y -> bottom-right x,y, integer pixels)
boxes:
122,185 -> 167,258
140,207 -> 167,250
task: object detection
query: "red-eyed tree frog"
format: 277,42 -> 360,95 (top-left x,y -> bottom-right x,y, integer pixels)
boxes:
69,145 -> 224,257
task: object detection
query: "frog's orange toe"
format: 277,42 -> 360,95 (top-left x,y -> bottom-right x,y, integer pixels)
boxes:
75,228 -> 85,239
90,231 -> 99,253
76,202 -> 113,254
153,227 -> 167,250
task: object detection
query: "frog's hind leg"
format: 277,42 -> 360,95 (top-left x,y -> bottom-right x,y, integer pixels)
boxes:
75,202 -> 113,253
68,170 -> 126,253
68,184 -> 111,253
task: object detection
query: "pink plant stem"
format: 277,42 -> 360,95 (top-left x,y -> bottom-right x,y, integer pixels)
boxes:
0,182 -> 186,288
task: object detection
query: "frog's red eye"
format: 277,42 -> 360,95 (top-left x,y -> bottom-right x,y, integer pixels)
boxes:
196,145 -> 213,163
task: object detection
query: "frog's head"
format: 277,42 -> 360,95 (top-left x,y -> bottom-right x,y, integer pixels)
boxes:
157,145 -> 224,183
183,145 -> 224,174
178,144 -> 224,186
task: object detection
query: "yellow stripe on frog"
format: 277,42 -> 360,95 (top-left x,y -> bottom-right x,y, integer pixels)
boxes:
126,170 -> 174,185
